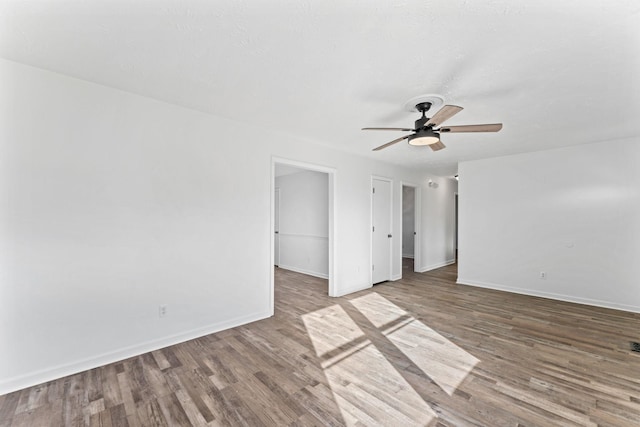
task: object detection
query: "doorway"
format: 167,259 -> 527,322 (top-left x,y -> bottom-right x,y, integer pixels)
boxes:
274,187 -> 280,267
454,192 -> 458,262
402,184 -> 418,273
271,158 -> 336,314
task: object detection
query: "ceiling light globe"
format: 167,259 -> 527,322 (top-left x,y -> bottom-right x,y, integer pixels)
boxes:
408,133 -> 440,146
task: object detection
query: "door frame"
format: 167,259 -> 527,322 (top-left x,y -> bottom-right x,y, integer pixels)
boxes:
274,187 -> 280,267
271,157 -> 337,314
370,175 -> 393,285
401,181 -> 421,273
454,191 -> 458,262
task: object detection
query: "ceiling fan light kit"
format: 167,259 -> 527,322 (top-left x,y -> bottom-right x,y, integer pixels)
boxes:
363,97 -> 502,152
408,130 -> 441,146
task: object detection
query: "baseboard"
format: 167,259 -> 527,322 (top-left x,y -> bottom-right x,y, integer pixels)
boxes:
456,278 -> 640,314
278,264 -> 329,279
402,254 -> 415,259
0,310 -> 271,396
417,259 -> 456,273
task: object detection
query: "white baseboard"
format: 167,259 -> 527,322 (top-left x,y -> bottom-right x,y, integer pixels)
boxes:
278,264 -> 328,279
0,310 -> 271,396
456,278 -> 640,314
417,259 -> 456,273
402,254 -> 415,259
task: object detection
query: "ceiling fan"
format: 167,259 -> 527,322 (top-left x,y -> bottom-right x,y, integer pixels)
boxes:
363,102 -> 502,151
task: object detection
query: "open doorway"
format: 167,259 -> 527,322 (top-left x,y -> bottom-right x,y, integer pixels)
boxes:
271,158 -> 336,314
401,183 -> 420,274
454,192 -> 458,262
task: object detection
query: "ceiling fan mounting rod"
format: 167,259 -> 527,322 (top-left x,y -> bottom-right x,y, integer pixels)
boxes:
414,102 -> 432,128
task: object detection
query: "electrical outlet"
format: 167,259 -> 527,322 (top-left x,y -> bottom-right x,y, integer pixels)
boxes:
539,271 -> 546,279
159,304 -> 167,318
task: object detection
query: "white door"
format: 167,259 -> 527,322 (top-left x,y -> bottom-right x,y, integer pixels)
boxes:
372,178 -> 392,284
274,188 -> 280,266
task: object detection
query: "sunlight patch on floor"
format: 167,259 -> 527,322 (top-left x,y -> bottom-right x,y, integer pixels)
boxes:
302,305 -> 436,426
350,292 -> 480,396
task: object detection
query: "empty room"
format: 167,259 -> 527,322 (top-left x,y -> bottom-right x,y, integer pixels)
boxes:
1,1 -> 639,426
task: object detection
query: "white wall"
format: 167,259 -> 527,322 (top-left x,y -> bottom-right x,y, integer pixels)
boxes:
0,59 -> 455,394
458,138 -> 640,313
0,59 -> 275,394
402,186 -> 415,258
418,178 -> 458,272
275,170 -> 328,278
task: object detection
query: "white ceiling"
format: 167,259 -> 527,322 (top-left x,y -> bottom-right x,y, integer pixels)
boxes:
1,0 -> 639,176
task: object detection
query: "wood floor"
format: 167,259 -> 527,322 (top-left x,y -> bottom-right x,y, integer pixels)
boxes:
2,261 -> 640,426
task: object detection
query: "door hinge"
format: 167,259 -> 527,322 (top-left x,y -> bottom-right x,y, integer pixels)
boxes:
372,187 -> 375,194
372,264 -> 375,271
372,226 -> 375,232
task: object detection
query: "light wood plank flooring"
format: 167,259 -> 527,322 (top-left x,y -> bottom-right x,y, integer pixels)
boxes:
2,261 -> 640,426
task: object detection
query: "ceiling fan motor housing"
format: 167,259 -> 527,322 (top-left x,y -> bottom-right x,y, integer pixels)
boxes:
410,102 -> 440,145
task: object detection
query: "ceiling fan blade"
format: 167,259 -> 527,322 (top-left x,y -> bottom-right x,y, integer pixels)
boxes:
429,141 -> 446,151
425,105 -> 463,127
439,123 -> 503,133
372,135 -> 410,151
362,127 -> 414,131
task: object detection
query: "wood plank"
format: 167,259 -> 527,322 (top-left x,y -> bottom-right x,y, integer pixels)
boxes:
2,261 -> 640,426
